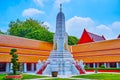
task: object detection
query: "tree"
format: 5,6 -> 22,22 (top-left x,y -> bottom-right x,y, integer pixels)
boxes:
0,30 -> 4,34
9,48 -> 18,75
8,18 -> 48,37
7,18 -> 78,45
68,36 -> 79,45
25,29 -> 54,43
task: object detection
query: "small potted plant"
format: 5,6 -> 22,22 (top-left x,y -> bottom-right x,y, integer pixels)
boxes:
52,71 -> 58,77
6,48 -> 22,80
94,68 -> 98,73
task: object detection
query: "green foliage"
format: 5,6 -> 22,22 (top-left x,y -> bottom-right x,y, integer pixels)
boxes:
0,30 -> 4,34
100,64 -> 105,68
25,29 -> 54,43
84,65 -> 88,68
8,18 -> 48,37
85,68 -> 120,70
68,36 -> 79,45
9,48 -> 18,75
7,18 -> 78,45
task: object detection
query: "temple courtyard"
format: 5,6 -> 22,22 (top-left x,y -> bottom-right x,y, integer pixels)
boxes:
0,73 -> 120,80
0,1 -> 120,80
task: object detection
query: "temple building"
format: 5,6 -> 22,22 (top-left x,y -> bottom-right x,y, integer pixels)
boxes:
118,34 -> 120,38
36,4 -> 85,75
0,5 -> 120,73
0,34 -> 120,73
78,29 -> 106,44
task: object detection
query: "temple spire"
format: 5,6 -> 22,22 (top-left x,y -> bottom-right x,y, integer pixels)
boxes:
60,4 -> 62,12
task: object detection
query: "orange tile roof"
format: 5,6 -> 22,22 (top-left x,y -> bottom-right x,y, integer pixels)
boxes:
72,39 -> 120,63
0,47 -> 50,56
0,53 -> 48,63
0,34 -> 53,50
0,34 -> 120,63
72,39 -> 120,53
72,49 -> 120,57
74,55 -> 120,63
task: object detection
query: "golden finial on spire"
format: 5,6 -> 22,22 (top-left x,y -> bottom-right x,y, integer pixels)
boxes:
60,4 -> 62,12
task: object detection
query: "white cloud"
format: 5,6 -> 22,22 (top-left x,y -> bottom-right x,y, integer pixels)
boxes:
66,16 -> 95,37
43,22 -> 55,32
43,22 -> 50,27
22,8 -> 44,17
111,21 -> 120,29
95,25 -> 113,39
33,0 -> 44,7
54,0 -> 71,8
66,16 -> 120,39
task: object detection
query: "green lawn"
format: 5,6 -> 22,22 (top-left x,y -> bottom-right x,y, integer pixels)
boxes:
0,74 -> 6,80
1,73 -> 120,80
72,73 -> 120,80
21,74 -> 48,80
0,74 -> 48,80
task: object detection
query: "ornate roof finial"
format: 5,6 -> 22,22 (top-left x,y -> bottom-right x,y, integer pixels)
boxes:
60,4 -> 62,12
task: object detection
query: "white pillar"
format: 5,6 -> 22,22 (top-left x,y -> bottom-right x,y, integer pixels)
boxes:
87,63 -> 90,68
116,62 -> 119,68
119,63 -> 120,68
6,63 -> 10,72
31,63 -> 34,72
97,63 -> 99,68
24,63 -> 27,73
107,63 -> 110,68
93,63 -> 96,68
104,63 -> 107,68
10,63 -> 13,72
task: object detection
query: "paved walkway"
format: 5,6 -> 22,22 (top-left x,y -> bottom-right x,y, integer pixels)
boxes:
27,78 -> 94,80
24,72 -> 97,80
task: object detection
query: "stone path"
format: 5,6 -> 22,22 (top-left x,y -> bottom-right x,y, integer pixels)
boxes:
25,78 -> 94,80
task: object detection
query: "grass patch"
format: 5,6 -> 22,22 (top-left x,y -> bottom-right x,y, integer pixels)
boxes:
0,74 -> 48,80
0,74 -> 6,80
85,68 -> 120,70
21,74 -> 48,79
72,73 -> 120,80
1,73 -> 120,80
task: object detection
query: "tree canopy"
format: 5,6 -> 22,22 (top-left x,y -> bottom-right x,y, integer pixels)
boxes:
8,18 -> 48,37
0,30 -> 4,34
25,29 -> 54,43
68,36 -> 79,45
7,18 -> 78,45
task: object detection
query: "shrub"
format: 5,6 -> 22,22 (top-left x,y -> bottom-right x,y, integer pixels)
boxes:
9,48 -> 19,75
100,64 -> 105,68
84,65 -> 88,68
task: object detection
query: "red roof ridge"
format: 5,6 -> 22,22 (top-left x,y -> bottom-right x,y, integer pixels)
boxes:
117,34 -> 120,38
83,29 -> 105,38
74,38 -> 120,46
88,32 -> 102,37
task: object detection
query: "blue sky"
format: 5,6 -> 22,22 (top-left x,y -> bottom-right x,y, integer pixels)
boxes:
0,0 -> 120,39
